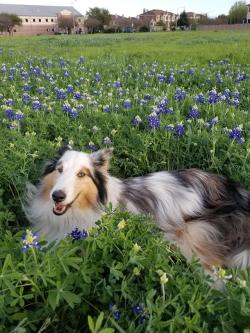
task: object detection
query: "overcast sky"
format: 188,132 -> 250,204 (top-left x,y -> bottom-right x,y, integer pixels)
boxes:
2,0 -> 238,17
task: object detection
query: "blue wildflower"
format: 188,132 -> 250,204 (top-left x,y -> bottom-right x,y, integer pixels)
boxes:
174,124 -> 185,137
103,105 -> 111,113
78,56 -> 84,65
229,127 -> 245,144
231,99 -> 240,107
22,229 -> 40,252
123,99 -> 132,109
195,93 -> 205,104
22,93 -> 31,104
23,83 -> 30,92
67,227 -> 88,242
206,117 -> 218,129
148,112 -> 160,129
32,99 -> 42,111
86,141 -> 97,150
67,84 -> 74,94
5,108 -> 15,119
114,81 -> 122,88
109,304 -> 121,321
103,137 -> 112,145
175,88 -> 186,101
187,105 -> 200,119
132,115 -> 142,126
95,72 -> 101,82
132,304 -> 148,324
144,94 -> 151,101
74,92 -> 82,100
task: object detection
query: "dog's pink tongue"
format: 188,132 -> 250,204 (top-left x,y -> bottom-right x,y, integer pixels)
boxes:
55,202 -> 65,212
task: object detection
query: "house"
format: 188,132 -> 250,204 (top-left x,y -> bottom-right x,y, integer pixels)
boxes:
0,4 -> 85,35
247,4 -> 250,23
139,9 -> 177,31
186,12 -> 204,23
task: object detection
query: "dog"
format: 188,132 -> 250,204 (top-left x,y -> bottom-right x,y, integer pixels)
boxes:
24,145 -> 250,270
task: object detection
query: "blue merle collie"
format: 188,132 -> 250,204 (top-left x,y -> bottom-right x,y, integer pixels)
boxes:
25,146 -> 250,270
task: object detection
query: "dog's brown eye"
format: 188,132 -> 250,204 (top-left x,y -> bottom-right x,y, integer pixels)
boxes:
77,171 -> 85,178
57,167 -> 63,173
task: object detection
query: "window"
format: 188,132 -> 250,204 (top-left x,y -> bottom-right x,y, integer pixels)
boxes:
78,18 -> 81,22
13,29 -> 16,32
33,19 -> 36,22
25,19 -> 28,22
51,18 -> 54,22
46,18 -> 48,22
39,19 -> 41,22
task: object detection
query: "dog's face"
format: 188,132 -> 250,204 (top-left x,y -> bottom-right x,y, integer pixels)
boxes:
40,147 -> 113,216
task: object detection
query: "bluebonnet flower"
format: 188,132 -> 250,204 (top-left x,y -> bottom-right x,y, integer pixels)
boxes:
64,70 -> 69,77
208,89 -> 221,104
95,72 -> 101,82
103,105 -> 111,113
22,229 -> 40,252
86,141 -> 97,150
78,56 -> 84,65
128,64 -> 133,70
206,117 -> 218,129
114,81 -> 122,88
168,73 -> 175,83
22,93 -> 31,104
113,104 -> 120,112
175,88 -> 186,101
55,88 -> 66,100
37,87 -> 46,95
109,304 -> 121,321
233,91 -> 240,99
187,105 -> 200,119
195,93 -> 205,104
6,98 -> 14,106
148,112 -> 160,129
165,124 -> 174,133
144,94 -> 151,101
224,89 -> 231,99
69,109 -> 79,119
67,84 -> 74,94
59,57 -> 65,67
231,99 -> 240,107
67,227 -> 88,242
23,83 -> 30,92
117,88 -> 125,96
62,103 -> 72,114
14,111 -> 25,121
228,127 -> 245,144
90,100 -> 98,107
132,115 -> 142,126
5,108 -> 15,119
74,92 -> 82,100
174,124 -> 185,137
132,304 -> 148,324
103,137 -> 112,145
123,99 -> 132,109
92,126 -> 99,133
32,99 -> 42,111
188,68 -> 195,75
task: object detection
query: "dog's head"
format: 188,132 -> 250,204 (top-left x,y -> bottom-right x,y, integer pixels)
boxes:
40,146 -> 113,215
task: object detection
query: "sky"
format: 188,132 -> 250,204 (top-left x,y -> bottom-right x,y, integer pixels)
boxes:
2,0 -> 238,17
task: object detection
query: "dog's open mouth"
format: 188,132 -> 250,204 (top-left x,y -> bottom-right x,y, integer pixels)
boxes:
53,202 -> 70,216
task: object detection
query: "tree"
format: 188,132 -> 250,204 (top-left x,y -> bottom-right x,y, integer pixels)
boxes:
84,16 -> 101,34
86,7 -> 111,32
0,13 -> 22,36
177,11 -> 190,29
228,1 -> 247,23
57,11 -> 75,34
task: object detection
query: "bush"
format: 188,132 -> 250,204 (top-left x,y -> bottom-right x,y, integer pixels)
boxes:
139,26 -> 149,32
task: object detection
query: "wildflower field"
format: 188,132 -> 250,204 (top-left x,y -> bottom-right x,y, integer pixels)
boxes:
0,31 -> 250,332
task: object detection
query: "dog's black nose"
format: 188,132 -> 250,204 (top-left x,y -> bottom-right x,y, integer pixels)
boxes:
52,190 -> 66,202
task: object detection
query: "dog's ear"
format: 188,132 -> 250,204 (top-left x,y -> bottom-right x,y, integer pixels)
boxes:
42,145 -> 73,176
58,144 -> 73,157
91,148 -> 113,172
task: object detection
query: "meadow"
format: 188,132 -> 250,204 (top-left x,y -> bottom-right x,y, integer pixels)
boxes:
0,31 -> 250,332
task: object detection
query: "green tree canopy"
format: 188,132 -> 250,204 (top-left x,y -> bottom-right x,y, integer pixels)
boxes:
177,11 -> 190,29
86,7 -> 111,31
0,13 -> 22,35
228,1 -> 247,23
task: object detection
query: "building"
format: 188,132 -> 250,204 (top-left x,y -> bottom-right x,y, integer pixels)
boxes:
0,4 -> 85,36
186,12 -> 204,23
247,4 -> 250,23
139,9 -> 177,31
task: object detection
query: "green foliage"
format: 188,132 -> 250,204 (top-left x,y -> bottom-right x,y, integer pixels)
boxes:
0,32 -> 249,332
228,1 -> 248,24
0,210 -> 250,332
177,11 -> 190,28
0,12 -> 22,35
87,7 -> 112,31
